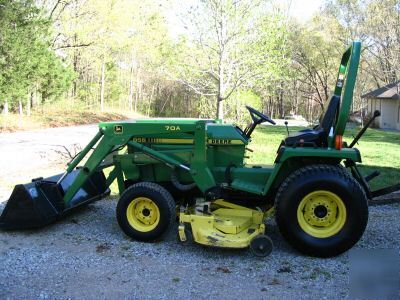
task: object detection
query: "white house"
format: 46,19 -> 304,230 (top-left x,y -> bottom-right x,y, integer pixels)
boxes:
362,81 -> 400,130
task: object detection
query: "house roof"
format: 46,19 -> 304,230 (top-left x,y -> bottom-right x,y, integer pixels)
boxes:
361,81 -> 400,99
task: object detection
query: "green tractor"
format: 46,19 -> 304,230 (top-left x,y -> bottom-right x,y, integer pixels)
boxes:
1,41 -> 397,257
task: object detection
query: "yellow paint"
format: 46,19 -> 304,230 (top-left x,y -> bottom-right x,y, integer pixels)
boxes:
264,207 -> 275,219
297,190 -> 347,238
213,208 -> 253,234
132,138 -> 244,145
165,125 -> 181,131
208,139 -> 244,145
213,199 -> 248,210
178,224 -> 187,242
132,137 -> 192,144
126,197 -> 160,232
179,200 -> 266,248
114,125 -> 123,134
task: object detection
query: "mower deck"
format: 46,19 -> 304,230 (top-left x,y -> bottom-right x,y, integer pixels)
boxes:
179,200 -> 270,249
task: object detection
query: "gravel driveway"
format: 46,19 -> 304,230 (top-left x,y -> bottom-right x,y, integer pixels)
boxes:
0,125 -> 399,299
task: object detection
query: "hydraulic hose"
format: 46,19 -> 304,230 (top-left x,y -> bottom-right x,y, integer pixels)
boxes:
171,170 -> 196,191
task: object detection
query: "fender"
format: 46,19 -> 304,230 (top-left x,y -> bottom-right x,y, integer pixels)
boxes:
262,147 -> 361,195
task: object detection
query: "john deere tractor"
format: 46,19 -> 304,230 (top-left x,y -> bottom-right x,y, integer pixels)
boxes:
1,41 -> 398,257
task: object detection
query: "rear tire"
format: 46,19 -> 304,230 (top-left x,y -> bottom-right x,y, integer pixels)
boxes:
116,182 -> 175,241
275,164 -> 368,257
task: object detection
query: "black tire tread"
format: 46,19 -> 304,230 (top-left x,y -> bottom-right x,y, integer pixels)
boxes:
129,182 -> 176,231
275,164 -> 368,257
116,182 -> 176,241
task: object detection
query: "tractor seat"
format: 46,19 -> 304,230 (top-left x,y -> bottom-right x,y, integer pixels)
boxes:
284,95 -> 340,147
284,130 -> 322,146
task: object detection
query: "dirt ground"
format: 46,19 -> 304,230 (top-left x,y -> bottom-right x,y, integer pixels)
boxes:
0,125 -> 399,299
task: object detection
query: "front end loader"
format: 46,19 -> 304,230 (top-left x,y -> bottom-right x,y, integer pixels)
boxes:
1,41 -> 398,257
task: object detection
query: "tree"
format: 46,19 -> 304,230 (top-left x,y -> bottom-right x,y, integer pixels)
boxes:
321,0 -> 400,114
359,0 -> 400,85
291,24 -> 343,111
0,0 -> 73,114
46,0 -> 174,113
171,0 -> 288,119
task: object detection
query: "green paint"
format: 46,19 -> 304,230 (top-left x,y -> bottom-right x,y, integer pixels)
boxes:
334,41 -> 361,138
60,42 -> 376,207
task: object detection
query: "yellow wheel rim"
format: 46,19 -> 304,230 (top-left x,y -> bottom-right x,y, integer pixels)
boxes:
297,190 -> 346,238
126,197 -> 160,232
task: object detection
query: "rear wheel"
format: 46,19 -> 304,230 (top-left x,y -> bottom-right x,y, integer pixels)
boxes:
116,182 -> 175,241
275,164 -> 368,257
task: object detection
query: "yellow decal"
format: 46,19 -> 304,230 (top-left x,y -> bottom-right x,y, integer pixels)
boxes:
132,138 -> 244,145
114,125 -> 123,134
165,125 -> 181,131
209,139 -> 231,145
207,139 -> 244,145
133,138 -> 192,144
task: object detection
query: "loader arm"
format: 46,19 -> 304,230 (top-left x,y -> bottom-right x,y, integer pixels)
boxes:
62,120 -> 217,207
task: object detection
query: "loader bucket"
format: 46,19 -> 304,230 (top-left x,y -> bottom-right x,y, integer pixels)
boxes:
0,169 -> 110,230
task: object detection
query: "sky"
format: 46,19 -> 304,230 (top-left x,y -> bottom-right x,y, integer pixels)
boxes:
288,0 -> 324,22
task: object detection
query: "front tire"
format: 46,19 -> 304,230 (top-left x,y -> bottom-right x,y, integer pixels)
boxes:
275,164 -> 368,257
116,182 -> 175,241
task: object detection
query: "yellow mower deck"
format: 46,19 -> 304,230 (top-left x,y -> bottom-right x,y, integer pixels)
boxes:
179,200 -> 272,249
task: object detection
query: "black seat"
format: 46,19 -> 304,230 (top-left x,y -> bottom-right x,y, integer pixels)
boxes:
284,95 -> 340,147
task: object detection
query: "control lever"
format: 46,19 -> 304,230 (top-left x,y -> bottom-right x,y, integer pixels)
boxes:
349,110 -> 380,148
284,121 -> 290,136
365,170 -> 380,182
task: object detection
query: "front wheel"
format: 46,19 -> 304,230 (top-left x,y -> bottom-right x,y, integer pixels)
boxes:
275,164 -> 368,257
116,182 -> 176,241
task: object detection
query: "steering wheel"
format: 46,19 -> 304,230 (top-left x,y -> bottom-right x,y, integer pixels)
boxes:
246,106 -> 276,125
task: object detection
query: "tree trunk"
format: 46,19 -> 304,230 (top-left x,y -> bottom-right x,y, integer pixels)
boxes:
26,92 -> 31,116
128,52 -> 135,111
100,59 -> 106,112
128,67 -> 134,111
216,5 -> 228,120
268,96 -> 272,116
19,100 -> 23,115
159,88 -> 170,115
134,67 -> 141,113
216,64 -> 225,120
271,105 -> 274,119
32,84 -> 38,108
279,87 -> 284,118
216,96 -> 223,119
294,80 -> 299,115
147,86 -> 156,117
3,100 -> 8,115
72,33 -> 78,99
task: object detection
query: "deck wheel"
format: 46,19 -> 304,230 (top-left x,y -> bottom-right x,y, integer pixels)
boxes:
250,235 -> 273,257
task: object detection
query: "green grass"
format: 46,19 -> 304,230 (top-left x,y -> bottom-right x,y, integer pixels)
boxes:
248,125 -> 400,190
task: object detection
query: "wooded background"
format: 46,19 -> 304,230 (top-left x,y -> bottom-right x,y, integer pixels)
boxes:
0,0 -> 399,122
